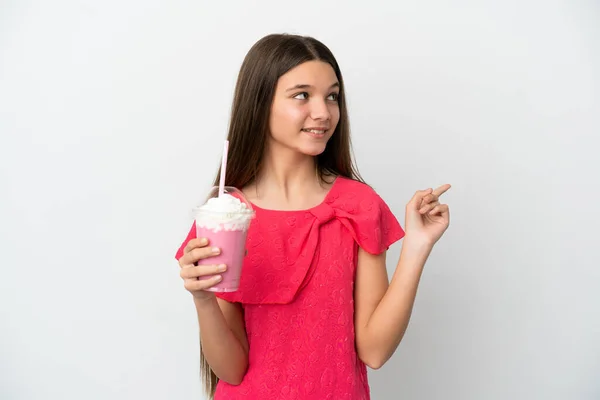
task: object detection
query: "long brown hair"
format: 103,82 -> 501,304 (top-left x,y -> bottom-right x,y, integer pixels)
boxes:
202,33 -> 363,398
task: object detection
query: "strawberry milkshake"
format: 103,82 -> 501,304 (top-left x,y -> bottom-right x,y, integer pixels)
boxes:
193,186 -> 255,292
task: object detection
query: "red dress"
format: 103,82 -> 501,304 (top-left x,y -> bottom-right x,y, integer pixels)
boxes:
175,176 -> 405,399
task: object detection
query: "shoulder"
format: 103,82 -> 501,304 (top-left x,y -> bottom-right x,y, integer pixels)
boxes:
333,176 -> 382,202
329,176 -> 405,254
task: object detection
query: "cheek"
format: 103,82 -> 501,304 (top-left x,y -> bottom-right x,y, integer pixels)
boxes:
271,104 -> 306,134
329,105 -> 341,129
332,106 -> 340,123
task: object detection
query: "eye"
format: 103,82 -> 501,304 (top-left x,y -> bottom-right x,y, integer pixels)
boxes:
327,92 -> 339,101
293,92 -> 309,100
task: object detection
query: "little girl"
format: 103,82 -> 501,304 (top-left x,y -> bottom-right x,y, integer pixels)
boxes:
175,33 -> 451,400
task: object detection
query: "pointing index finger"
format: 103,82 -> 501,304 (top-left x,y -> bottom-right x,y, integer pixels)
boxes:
433,184 -> 451,197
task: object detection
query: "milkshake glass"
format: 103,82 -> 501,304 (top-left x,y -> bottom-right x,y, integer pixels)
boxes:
193,186 -> 254,292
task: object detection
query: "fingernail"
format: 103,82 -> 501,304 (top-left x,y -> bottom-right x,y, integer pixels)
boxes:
199,238 -> 207,245
211,247 -> 220,254
214,275 -> 222,281
217,264 -> 226,272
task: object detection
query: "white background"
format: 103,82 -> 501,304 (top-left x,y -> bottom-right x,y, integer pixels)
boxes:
1,1 -> 599,399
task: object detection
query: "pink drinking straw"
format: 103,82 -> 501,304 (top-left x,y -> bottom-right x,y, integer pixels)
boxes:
218,140 -> 229,197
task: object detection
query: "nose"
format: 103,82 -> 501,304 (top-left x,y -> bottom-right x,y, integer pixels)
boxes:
310,98 -> 331,121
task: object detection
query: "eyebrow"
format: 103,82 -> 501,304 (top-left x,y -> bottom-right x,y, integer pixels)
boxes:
285,82 -> 340,92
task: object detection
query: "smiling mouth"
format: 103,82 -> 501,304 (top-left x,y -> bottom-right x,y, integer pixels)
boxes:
301,128 -> 328,135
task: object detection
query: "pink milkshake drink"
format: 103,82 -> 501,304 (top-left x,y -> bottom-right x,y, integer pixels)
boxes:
194,186 -> 255,292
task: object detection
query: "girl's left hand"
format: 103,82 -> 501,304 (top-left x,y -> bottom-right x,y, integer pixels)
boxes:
404,184 -> 451,247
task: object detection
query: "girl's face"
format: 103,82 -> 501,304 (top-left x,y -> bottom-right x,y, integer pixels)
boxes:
268,60 -> 340,157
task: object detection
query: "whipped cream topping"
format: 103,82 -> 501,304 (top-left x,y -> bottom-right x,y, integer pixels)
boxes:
194,193 -> 254,232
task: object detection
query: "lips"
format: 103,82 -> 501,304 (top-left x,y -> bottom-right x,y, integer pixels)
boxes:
301,128 -> 328,134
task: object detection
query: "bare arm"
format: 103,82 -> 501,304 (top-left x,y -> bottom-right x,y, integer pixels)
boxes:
193,297 -> 249,384
355,185 -> 450,369
354,240 -> 431,369
179,238 -> 249,384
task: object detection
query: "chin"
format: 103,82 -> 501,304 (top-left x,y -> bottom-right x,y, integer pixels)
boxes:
298,144 -> 328,156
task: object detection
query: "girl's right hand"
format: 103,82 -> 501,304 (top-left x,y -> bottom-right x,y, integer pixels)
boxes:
178,237 -> 227,301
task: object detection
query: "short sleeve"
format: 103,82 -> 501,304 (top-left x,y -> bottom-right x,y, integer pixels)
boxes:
373,193 -> 405,251
335,184 -> 405,255
175,222 -> 197,261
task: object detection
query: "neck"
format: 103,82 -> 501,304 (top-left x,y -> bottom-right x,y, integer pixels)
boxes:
251,142 -> 324,204
263,146 -> 317,186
